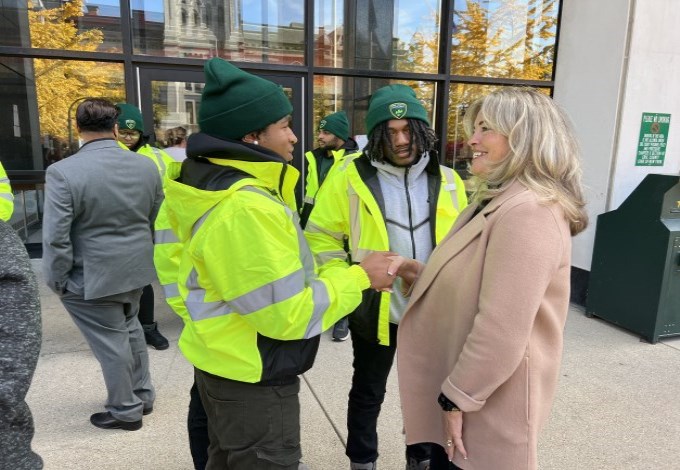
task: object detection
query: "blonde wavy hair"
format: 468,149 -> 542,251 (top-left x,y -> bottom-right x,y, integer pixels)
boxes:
463,87 -> 588,235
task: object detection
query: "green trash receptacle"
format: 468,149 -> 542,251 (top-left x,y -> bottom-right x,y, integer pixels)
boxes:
586,174 -> 680,343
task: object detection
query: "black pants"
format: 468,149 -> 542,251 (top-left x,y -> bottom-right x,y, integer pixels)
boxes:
429,444 -> 464,469
195,369 -> 301,469
188,381 -> 210,470
137,284 -> 155,325
346,323 -> 431,464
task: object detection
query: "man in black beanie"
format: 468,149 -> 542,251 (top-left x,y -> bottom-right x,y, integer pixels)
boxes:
301,110 -> 361,342
156,58 -> 396,470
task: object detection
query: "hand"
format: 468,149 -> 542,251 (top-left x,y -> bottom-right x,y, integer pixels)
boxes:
387,256 -> 424,293
443,409 -> 467,462
359,251 -> 397,292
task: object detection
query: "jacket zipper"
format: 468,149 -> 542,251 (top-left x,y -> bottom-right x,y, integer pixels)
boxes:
404,167 -> 416,258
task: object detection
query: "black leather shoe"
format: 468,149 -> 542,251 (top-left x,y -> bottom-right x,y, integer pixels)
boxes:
143,322 -> 169,350
90,412 -> 142,431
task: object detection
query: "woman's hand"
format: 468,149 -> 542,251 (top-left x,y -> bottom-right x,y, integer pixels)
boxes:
387,256 -> 424,294
443,410 -> 468,462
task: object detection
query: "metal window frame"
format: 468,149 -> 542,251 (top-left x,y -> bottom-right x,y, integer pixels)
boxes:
0,0 -> 563,170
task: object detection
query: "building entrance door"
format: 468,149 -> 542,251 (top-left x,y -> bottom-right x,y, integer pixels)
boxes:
137,66 -> 305,201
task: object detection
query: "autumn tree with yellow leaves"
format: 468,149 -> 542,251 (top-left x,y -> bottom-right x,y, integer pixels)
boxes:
28,0 -> 124,142
400,0 -> 557,166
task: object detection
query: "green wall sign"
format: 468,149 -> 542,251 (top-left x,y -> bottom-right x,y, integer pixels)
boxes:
636,112 -> 671,166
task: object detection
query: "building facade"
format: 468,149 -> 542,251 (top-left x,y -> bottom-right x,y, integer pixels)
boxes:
1,0 -> 678,302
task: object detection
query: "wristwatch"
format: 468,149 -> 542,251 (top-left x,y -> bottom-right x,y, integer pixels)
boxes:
438,393 -> 461,412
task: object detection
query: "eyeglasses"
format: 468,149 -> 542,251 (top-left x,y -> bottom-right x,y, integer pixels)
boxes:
119,131 -> 140,139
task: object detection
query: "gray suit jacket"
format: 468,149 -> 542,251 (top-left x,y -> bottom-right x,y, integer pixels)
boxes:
42,138 -> 163,300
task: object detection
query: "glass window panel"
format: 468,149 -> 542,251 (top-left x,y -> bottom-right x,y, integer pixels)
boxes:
446,83 -> 551,179
150,80 -> 201,145
0,0 -> 123,52
312,75 -> 436,146
314,0 -> 442,73
451,0 -> 559,80
132,0 -> 305,64
0,57 -> 125,173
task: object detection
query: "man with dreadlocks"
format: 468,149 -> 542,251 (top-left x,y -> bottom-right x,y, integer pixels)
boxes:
304,84 -> 468,470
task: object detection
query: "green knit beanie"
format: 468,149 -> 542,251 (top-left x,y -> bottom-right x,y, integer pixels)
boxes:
199,58 -> 293,140
319,110 -> 350,141
365,84 -> 429,136
116,103 -> 144,133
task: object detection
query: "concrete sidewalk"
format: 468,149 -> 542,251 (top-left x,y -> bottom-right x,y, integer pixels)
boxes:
26,259 -> 680,469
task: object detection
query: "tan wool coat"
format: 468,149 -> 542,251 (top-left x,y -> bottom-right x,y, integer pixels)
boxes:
397,181 -> 572,470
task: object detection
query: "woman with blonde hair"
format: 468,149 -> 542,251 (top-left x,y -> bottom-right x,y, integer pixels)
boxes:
391,87 -> 587,469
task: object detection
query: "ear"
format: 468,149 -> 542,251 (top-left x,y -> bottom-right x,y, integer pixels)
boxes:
242,132 -> 259,145
113,123 -> 119,140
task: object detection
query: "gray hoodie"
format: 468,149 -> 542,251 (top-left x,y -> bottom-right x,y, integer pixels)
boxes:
373,153 -> 432,323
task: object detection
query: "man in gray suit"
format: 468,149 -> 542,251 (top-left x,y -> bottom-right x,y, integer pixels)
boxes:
42,98 -> 163,431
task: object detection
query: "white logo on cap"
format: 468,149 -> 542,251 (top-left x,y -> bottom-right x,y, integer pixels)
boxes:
389,103 -> 407,119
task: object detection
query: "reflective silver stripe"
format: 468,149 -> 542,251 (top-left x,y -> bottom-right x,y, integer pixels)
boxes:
303,195 -> 315,204
304,221 -> 345,241
348,185 -> 362,261
0,176 -> 10,184
300,221 -> 346,266
293,213 -> 330,338
182,185 -> 331,334
184,206 -> 229,321
0,192 -> 12,202
354,248 -> 377,262
303,279 -> 331,338
150,147 -> 167,176
192,208 -> 216,237
230,269 -> 305,313
185,267 -> 233,321
162,282 -> 180,298
340,157 -> 355,171
440,166 -> 459,211
154,228 -> 179,244
316,250 -> 348,265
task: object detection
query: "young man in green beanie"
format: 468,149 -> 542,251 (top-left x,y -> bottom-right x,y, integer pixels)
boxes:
304,84 -> 469,470
301,110 -> 361,342
115,103 -> 173,351
156,57 -> 396,470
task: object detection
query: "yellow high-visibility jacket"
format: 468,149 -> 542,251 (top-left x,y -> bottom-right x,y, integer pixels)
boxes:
118,141 -> 174,177
160,133 -> 371,384
305,154 -> 468,346
0,162 -> 14,222
153,162 -> 183,316
300,139 -> 361,227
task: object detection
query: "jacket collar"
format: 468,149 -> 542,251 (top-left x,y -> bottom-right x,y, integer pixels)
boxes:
452,179 -> 526,229
77,138 -> 119,152
409,180 -> 528,302
186,132 -> 287,164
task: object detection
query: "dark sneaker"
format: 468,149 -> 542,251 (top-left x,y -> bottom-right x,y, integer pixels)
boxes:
143,322 -> 169,350
350,462 -> 376,470
332,317 -> 350,342
406,456 -> 430,470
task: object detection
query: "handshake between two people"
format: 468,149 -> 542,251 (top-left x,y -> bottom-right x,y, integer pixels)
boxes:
358,252 -> 425,294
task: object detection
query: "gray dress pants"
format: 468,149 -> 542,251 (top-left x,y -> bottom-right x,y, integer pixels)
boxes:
61,288 -> 155,421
